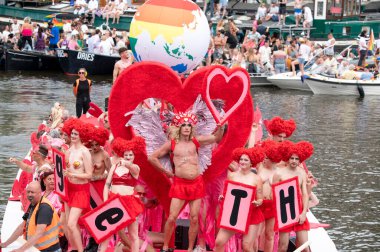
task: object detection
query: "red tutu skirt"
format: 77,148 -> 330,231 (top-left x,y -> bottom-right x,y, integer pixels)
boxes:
169,176 -> 205,201
260,199 -> 275,220
109,192 -> 144,220
67,180 -> 90,210
279,217 -> 310,232
249,206 -> 265,225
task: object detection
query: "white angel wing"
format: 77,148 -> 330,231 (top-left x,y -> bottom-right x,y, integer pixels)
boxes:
191,95 -> 225,174
126,106 -> 173,172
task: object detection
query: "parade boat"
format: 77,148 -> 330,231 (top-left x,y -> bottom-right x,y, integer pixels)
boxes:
305,74 -> 380,96
250,72 -> 274,87
56,49 -> 120,75
267,72 -> 311,91
4,49 -> 61,71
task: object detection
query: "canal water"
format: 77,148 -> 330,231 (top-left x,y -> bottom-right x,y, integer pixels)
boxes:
0,71 -> 379,251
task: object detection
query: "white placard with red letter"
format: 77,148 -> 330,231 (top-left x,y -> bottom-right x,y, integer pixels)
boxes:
81,194 -> 133,244
52,148 -> 68,201
272,176 -> 301,230
219,180 -> 255,234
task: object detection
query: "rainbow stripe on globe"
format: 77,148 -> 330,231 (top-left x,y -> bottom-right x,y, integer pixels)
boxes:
129,0 -> 210,74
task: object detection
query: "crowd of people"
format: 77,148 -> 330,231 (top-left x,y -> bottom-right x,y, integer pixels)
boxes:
0,16 -> 133,57
0,93 -> 321,252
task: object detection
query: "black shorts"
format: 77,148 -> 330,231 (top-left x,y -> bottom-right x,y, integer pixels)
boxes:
49,44 -> 58,50
279,5 -> 286,14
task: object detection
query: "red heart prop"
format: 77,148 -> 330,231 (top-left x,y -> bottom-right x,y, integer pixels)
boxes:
203,67 -> 250,125
108,62 -> 254,213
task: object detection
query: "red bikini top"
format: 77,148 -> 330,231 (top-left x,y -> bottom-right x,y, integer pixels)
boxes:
112,168 -> 137,187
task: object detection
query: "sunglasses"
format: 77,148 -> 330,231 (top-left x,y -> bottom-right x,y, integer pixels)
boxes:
136,192 -> 146,196
78,72 -> 85,74
181,123 -> 192,127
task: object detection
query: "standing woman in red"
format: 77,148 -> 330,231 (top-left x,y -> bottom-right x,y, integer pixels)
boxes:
63,120 -> 93,252
215,146 -> 265,252
99,137 -> 145,252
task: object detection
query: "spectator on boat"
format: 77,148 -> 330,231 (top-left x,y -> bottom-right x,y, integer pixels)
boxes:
245,47 -> 260,73
74,0 -> 87,15
278,0 -> 287,25
105,30 -> 115,47
63,120 -> 93,252
218,0 -> 228,18
112,35 -> 126,54
292,37 -> 310,76
98,137 -> 145,252
57,33 -> 69,49
10,18 -> 20,35
294,0 -> 303,27
273,141 -> 313,252
324,32 -> 336,56
1,25 -> 10,43
309,55 -> 325,74
256,3 -> 267,22
9,144 -> 52,181
358,30 -> 368,67
46,22 -> 60,54
86,29 -> 101,53
34,27 -> 46,51
259,39 -> 273,73
242,34 -> 256,53
68,34 -> 81,50
340,64 -> 357,80
0,181 -> 61,252
286,39 -> 297,69
230,48 -> 245,68
20,17 -> 33,51
216,19 -> 225,33
73,68 -> 92,118
265,3 -> 279,22
63,20 -> 72,35
112,1 -> 126,24
103,1 -> 116,25
335,55 -> 349,77
40,170 -> 63,213
214,146 -> 264,252
322,52 -> 338,75
213,29 -> 227,59
87,0 -> 99,25
247,26 -> 261,44
273,44 -> 287,73
256,20 -> 268,35
99,34 -> 112,55
303,5 -> 313,38
113,47 -> 132,83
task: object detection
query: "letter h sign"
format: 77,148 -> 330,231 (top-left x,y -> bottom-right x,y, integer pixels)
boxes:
272,177 -> 301,230
219,180 -> 256,234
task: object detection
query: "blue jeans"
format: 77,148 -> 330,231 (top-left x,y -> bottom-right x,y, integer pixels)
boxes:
275,63 -> 286,73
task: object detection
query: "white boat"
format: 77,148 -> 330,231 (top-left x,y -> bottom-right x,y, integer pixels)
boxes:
250,73 -> 274,87
267,72 -> 311,91
305,74 -> 380,96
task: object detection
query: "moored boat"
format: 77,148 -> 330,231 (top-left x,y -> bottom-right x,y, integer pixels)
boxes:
305,74 -> 380,96
56,49 -> 120,75
4,49 -> 61,71
250,73 -> 274,87
267,72 -> 311,91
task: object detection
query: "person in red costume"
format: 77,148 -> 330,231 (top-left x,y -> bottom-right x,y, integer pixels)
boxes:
264,116 -> 296,142
99,137 -> 145,252
63,119 -> 93,252
215,146 -> 265,252
148,112 -> 224,252
273,140 -> 314,252
257,140 -> 283,252
89,126 -> 111,195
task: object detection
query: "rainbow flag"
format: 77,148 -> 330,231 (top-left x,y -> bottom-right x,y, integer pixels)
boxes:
368,29 -> 375,51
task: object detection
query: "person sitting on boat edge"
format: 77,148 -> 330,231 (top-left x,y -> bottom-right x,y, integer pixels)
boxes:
73,68 -> 92,118
0,181 -> 62,252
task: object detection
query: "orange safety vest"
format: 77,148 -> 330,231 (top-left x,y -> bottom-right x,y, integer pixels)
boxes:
24,197 -> 62,251
73,78 -> 92,97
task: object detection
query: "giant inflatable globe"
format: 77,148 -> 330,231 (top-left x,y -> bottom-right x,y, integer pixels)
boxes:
129,0 -> 211,74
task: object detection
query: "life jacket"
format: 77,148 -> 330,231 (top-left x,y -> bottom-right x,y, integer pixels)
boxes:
24,197 -> 62,250
73,78 -> 92,97
170,138 -> 200,169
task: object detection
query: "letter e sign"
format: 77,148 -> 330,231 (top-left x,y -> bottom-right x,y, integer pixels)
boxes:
80,194 -> 133,243
219,180 -> 255,234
